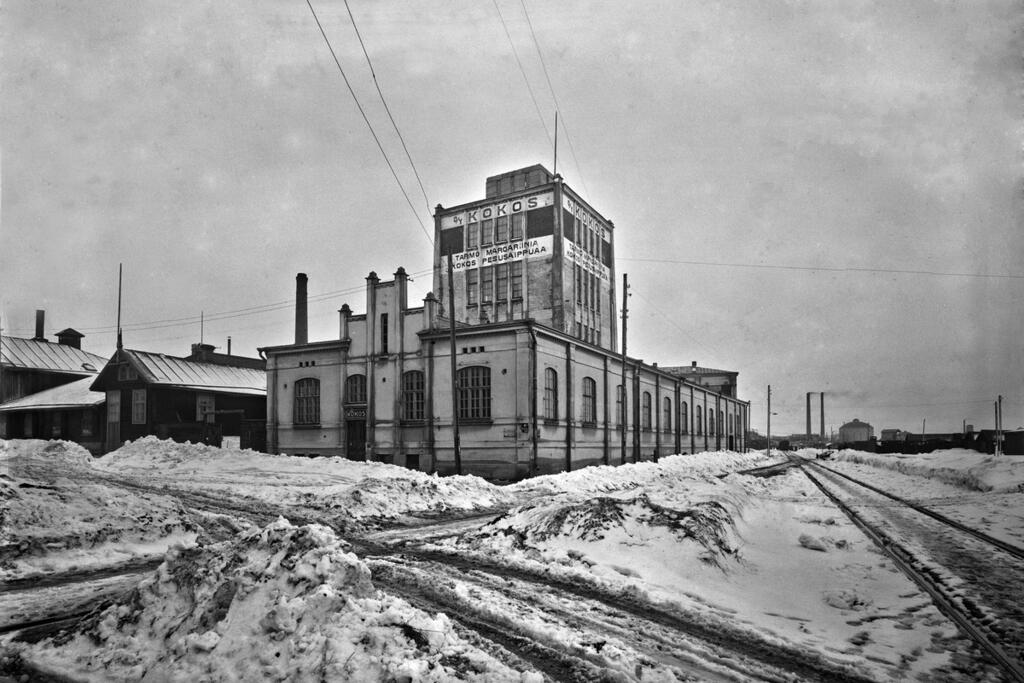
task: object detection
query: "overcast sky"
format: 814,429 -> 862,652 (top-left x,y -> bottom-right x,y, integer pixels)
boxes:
3,1 -> 1022,436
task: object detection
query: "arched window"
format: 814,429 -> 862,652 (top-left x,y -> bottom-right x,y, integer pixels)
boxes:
294,378 -> 320,425
681,401 -> 689,435
581,377 -> 597,424
402,371 -> 425,421
709,410 -> 715,436
720,410 -> 725,436
663,397 -> 672,433
457,366 -> 491,419
345,374 -> 366,404
543,368 -> 558,420
696,405 -> 703,435
642,391 -> 652,430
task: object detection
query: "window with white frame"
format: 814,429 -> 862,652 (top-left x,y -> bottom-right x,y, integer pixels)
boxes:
131,389 -> 146,425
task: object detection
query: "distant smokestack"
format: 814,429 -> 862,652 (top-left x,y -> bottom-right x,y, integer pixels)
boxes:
806,392 -> 812,437
33,310 -> 46,341
227,336 -> 232,356
295,273 -> 308,345
820,392 -> 825,439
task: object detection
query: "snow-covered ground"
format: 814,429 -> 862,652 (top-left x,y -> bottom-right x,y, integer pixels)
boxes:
2,438 -> 1022,681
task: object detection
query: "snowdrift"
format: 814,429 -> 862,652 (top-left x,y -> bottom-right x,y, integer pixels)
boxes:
15,519 -> 536,682
833,448 -> 1024,493
94,436 -> 516,524
1,440 -> 203,581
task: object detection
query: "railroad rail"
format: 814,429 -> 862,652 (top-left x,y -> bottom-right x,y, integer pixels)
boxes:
802,457 -> 1024,561
794,457 -> 1024,682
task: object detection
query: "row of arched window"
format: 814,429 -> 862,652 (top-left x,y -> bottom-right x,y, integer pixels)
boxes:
293,368 -> 485,426
294,368 -> 742,436
543,369 -> 740,436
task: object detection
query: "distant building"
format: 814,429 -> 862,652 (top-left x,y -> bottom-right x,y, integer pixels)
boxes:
879,428 -> 905,443
838,418 -> 874,444
0,310 -> 108,442
662,362 -> 739,398
260,166 -> 750,479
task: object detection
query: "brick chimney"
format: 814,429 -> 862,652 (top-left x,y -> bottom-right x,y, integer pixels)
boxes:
295,273 -> 308,345
33,310 -> 46,341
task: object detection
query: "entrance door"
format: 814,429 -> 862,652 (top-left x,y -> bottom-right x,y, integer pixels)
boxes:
346,420 -> 366,460
106,390 -> 121,452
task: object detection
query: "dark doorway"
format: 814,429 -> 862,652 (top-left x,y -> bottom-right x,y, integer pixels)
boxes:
406,453 -> 420,471
346,420 -> 366,460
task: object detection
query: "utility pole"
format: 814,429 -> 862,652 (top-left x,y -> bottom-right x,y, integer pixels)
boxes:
997,395 -> 1004,456
446,252 -> 462,475
766,384 -> 771,456
620,273 -> 629,464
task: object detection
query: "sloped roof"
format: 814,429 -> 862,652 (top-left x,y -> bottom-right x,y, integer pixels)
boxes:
0,376 -> 104,412
0,336 -> 107,374
662,365 -> 736,376
117,349 -> 266,396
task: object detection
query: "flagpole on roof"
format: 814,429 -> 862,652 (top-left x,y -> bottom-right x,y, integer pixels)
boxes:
116,263 -> 123,351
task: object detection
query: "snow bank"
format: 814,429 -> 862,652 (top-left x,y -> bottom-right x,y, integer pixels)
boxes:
511,449 -> 771,496
94,437 -> 515,523
0,438 -> 93,465
833,448 -> 1024,493
1,440 -> 202,581
437,456 -> 752,600
15,519 -> 537,682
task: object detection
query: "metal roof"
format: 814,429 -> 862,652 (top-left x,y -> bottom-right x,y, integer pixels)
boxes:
123,349 -> 266,396
0,376 -> 104,412
0,337 -> 107,374
662,365 -> 736,376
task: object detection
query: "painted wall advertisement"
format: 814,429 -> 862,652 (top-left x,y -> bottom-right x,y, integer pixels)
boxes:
441,191 -> 553,229
564,240 -> 610,282
562,194 -> 609,242
451,236 -> 552,271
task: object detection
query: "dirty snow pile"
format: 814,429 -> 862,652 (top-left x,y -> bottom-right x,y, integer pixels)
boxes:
833,447 -> 1024,492
12,518 -> 538,683
432,453 -> 976,681
93,436 -> 515,524
444,451 -> 762,591
0,440 -> 205,581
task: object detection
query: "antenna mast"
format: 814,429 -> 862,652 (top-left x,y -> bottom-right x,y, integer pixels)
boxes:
553,111 -> 559,176
116,263 -> 123,350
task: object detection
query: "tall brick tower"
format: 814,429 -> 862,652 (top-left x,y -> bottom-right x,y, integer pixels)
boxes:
433,165 -> 618,350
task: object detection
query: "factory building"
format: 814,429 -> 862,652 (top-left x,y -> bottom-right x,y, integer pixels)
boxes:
260,166 -> 749,479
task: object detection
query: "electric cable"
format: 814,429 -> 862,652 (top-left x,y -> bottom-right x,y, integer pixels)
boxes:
343,0 -> 433,216
305,0 -> 433,245
491,0 -> 552,146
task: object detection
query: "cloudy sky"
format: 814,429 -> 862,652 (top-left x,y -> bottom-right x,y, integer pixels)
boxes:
3,0 -> 1022,436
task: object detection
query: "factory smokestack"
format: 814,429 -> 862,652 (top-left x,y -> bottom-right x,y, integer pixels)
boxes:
295,273 -> 308,345
820,392 -> 825,440
806,392 -> 812,438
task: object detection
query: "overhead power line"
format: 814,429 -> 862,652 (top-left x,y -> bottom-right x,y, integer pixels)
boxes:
518,0 -> 590,200
491,0 -> 552,146
5,268 -> 434,338
343,0 -> 432,217
621,257 -> 1024,280
305,0 -> 433,245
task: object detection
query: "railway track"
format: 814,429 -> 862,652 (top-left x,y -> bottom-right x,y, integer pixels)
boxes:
792,455 -> 1024,682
